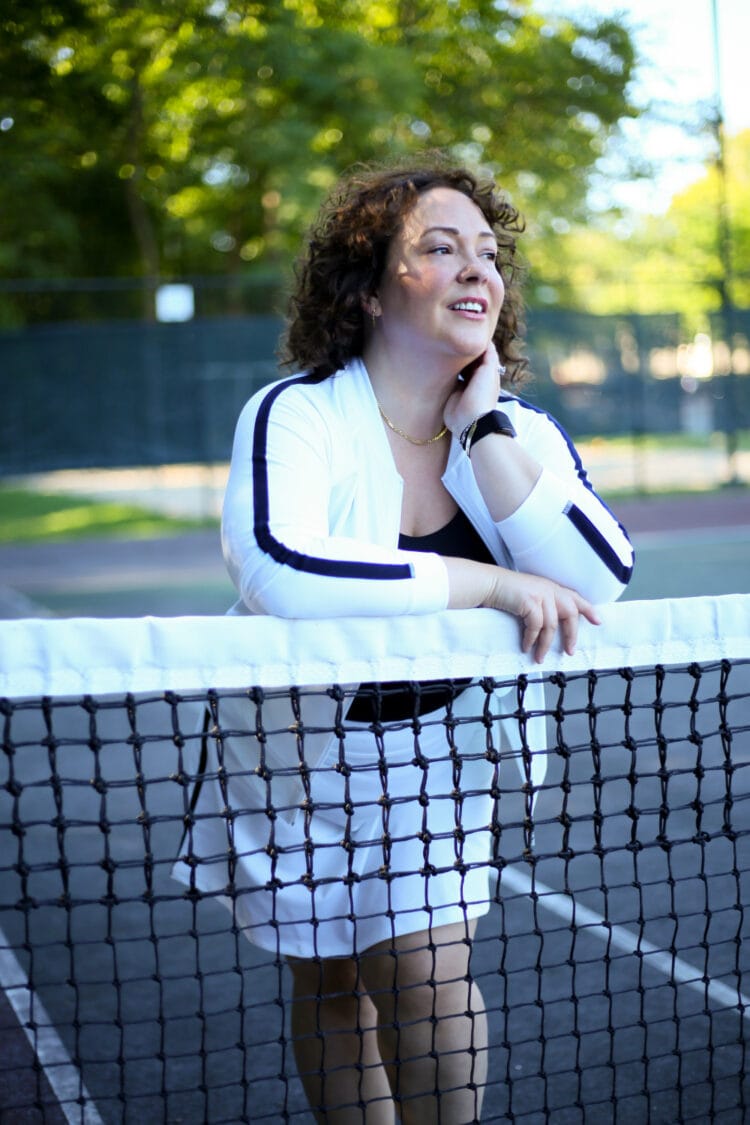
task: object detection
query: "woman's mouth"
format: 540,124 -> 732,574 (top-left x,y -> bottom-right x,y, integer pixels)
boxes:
448,299 -> 487,316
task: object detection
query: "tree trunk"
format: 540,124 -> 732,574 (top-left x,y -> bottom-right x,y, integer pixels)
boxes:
124,78 -> 160,320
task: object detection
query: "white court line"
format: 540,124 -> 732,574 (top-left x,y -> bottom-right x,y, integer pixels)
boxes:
0,931 -> 103,1125
501,865 -> 750,1019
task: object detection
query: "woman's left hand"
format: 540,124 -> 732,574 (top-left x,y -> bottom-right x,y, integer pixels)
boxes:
443,343 -> 503,437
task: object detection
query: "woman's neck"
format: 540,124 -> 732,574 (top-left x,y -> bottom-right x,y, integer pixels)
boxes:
362,342 -> 459,439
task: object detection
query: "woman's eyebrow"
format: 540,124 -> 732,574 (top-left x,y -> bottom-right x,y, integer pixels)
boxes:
420,225 -> 497,240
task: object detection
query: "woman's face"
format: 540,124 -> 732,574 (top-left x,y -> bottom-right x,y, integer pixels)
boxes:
371,186 -> 504,371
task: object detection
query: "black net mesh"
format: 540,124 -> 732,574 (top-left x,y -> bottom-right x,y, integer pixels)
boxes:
2,659 -> 750,1122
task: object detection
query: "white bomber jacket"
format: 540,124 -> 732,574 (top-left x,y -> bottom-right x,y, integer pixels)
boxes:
179,357 -> 635,849
222,357 -> 634,616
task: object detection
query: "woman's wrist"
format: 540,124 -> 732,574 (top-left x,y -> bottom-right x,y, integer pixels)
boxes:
457,411 -> 493,449
444,556 -> 504,611
448,405 -> 494,439
458,410 -> 517,456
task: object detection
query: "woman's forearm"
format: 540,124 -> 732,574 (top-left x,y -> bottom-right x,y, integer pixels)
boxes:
463,432 -> 543,521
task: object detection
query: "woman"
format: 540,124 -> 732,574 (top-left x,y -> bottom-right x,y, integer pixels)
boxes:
178,158 -> 633,1122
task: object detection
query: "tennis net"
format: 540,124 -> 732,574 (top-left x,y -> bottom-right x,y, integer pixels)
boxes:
1,595 -> 749,1123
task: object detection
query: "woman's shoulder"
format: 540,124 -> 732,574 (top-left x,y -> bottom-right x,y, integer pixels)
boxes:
498,391 -> 589,475
236,359 -> 373,440
247,358 -> 371,417
498,390 -> 538,426
498,391 -> 562,432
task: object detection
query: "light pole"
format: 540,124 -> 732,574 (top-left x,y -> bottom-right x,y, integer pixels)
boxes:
710,0 -> 742,486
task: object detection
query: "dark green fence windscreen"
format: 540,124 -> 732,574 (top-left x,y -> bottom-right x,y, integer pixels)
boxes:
1,310 -> 747,475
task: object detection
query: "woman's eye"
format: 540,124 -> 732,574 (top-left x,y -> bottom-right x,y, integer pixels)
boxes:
428,245 -> 451,255
482,250 -> 498,261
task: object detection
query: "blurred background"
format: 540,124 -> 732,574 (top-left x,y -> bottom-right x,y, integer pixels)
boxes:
0,0 -> 748,610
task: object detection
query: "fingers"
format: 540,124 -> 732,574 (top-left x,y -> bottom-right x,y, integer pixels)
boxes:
519,594 -> 558,664
518,583 -> 600,664
579,601 -> 602,627
556,605 -> 578,658
445,344 -> 502,433
485,569 -> 600,663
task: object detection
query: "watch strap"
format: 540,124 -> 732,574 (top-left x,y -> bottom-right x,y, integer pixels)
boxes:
460,410 -> 517,456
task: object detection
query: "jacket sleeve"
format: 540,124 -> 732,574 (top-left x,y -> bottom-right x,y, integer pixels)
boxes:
221,380 -> 450,618
495,399 -> 634,604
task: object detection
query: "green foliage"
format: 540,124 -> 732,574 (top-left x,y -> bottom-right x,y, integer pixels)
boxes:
529,130 -> 750,330
1,0 -> 639,321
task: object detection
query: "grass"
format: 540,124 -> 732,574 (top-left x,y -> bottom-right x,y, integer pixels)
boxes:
0,488 -> 218,545
1,481 -> 736,547
2,427 -> 747,545
580,429 -> 750,453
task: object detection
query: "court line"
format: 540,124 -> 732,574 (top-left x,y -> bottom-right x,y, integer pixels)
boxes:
0,929 -> 104,1125
501,865 -> 750,1019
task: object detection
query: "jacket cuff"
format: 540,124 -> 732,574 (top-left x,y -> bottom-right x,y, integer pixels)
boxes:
404,550 -> 451,612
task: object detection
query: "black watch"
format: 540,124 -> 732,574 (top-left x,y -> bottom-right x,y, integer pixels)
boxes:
461,410 -> 516,456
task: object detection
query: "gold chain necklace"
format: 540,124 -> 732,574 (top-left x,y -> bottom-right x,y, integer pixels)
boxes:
376,401 -> 448,446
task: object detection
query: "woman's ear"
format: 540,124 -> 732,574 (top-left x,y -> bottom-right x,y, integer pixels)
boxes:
362,295 -> 382,319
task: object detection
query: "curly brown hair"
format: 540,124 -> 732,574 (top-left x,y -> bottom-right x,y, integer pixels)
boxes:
280,155 -> 529,385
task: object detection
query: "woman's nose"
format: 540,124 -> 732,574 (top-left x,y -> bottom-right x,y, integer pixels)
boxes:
458,256 -> 490,281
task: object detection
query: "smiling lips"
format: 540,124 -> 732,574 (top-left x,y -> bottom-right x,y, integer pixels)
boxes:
449,298 -> 487,315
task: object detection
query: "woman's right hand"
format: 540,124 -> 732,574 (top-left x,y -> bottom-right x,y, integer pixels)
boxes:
444,558 -> 600,664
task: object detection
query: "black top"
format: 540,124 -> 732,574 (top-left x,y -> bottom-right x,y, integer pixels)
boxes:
346,508 -> 495,721
398,506 -> 495,562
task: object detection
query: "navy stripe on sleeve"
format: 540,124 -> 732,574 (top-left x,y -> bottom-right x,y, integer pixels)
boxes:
499,393 -> 633,585
252,373 -> 414,582
564,503 -> 633,585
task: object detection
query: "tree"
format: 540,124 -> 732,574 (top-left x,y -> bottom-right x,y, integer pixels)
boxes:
0,0 -> 639,321
529,129 -> 750,331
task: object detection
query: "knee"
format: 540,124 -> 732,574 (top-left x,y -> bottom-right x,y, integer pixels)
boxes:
392,973 -> 476,1027
288,954 -> 361,1000
362,963 -> 469,1028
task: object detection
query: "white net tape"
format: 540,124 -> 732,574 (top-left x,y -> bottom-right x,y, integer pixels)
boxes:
3,594 -> 750,699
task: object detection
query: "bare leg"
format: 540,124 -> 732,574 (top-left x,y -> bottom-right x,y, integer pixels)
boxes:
358,919 -> 487,1124
287,954 -> 397,1124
